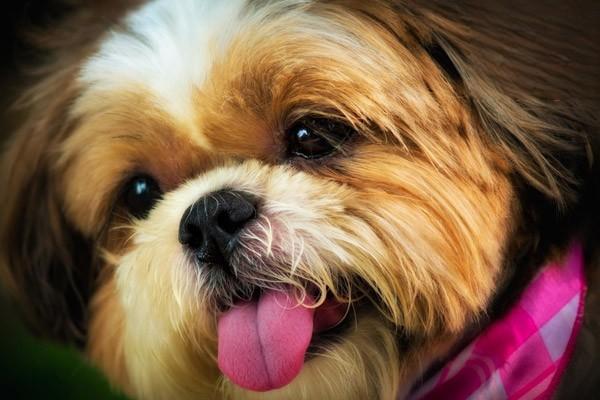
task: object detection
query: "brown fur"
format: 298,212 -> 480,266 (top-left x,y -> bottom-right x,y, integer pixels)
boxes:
1,1 -> 598,399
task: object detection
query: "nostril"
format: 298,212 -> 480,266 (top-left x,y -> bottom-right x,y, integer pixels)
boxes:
180,222 -> 204,250
216,211 -> 239,235
216,206 -> 256,235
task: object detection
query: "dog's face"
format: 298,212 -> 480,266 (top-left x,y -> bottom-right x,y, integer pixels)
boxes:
2,1 -> 589,399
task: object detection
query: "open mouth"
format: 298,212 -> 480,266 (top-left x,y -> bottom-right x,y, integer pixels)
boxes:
217,287 -> 349,392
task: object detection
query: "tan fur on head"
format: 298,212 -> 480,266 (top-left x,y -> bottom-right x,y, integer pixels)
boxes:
1,1 -> 597,399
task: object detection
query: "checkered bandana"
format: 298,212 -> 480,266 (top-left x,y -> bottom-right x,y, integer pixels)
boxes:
409,244 -> 586,400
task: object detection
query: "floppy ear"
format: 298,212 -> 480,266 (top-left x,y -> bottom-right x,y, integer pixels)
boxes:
415,4 -> 597,202
0,68 -> 94,346
0,0 -> 135,346
346,1 -> 594,201
412,2 -> 599,311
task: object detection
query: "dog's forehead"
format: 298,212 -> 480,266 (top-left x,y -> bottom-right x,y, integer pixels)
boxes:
76,0 -> 429,147
78,0 -> 251,148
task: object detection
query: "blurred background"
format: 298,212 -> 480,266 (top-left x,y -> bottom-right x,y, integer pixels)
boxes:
0,2 -> 128,399
0,293 -> 128,399
0,1 -> 598,399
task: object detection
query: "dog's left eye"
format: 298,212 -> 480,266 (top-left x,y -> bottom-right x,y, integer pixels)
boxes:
122,175 -> 162,219
286,117 -> 355,159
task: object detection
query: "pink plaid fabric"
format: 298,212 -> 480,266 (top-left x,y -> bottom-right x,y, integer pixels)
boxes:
409,243 -> 586,400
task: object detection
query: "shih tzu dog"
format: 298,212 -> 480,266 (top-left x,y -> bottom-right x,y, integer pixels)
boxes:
1,1 -> 598,399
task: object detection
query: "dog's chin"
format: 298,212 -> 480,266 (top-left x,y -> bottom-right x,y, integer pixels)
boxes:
111,236 -> 405,400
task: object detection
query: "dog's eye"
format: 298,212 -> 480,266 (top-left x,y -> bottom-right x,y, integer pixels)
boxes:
286,118 -> 354,159
122,175 -> 162,218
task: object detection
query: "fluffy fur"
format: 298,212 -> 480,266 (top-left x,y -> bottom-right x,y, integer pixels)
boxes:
1,1 -> 598,399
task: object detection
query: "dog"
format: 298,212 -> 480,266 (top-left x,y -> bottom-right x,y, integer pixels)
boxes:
1,1 -> 598,399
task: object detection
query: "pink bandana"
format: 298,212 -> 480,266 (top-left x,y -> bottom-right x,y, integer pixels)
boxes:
409,243 -> 586,400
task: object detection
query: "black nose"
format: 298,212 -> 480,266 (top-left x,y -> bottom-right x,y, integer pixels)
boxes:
178,190 -> 257,266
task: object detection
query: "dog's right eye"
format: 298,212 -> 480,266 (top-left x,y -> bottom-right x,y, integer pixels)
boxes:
122,175 -> 162,219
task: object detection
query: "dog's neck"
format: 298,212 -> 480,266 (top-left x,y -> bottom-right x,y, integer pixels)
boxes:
407,243 -> 586,400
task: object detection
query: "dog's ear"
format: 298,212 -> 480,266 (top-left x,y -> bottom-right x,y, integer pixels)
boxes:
0,0 -> 134,346
416,3 -> 597,203
347,1 -> 594,202
412,3 -> 599,290
0,66 -> 94,346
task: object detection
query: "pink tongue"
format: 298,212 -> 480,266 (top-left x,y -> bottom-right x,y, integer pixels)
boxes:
217,290 -> 314,391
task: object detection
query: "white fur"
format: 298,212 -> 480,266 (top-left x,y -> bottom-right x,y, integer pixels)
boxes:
79,0 -> 247,146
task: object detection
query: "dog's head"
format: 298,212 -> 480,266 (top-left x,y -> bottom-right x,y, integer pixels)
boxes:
1,1 -> 595,399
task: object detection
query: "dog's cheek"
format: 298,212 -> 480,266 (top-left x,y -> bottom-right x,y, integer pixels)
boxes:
339,153 -> 514,335
100,215 -> 219,399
